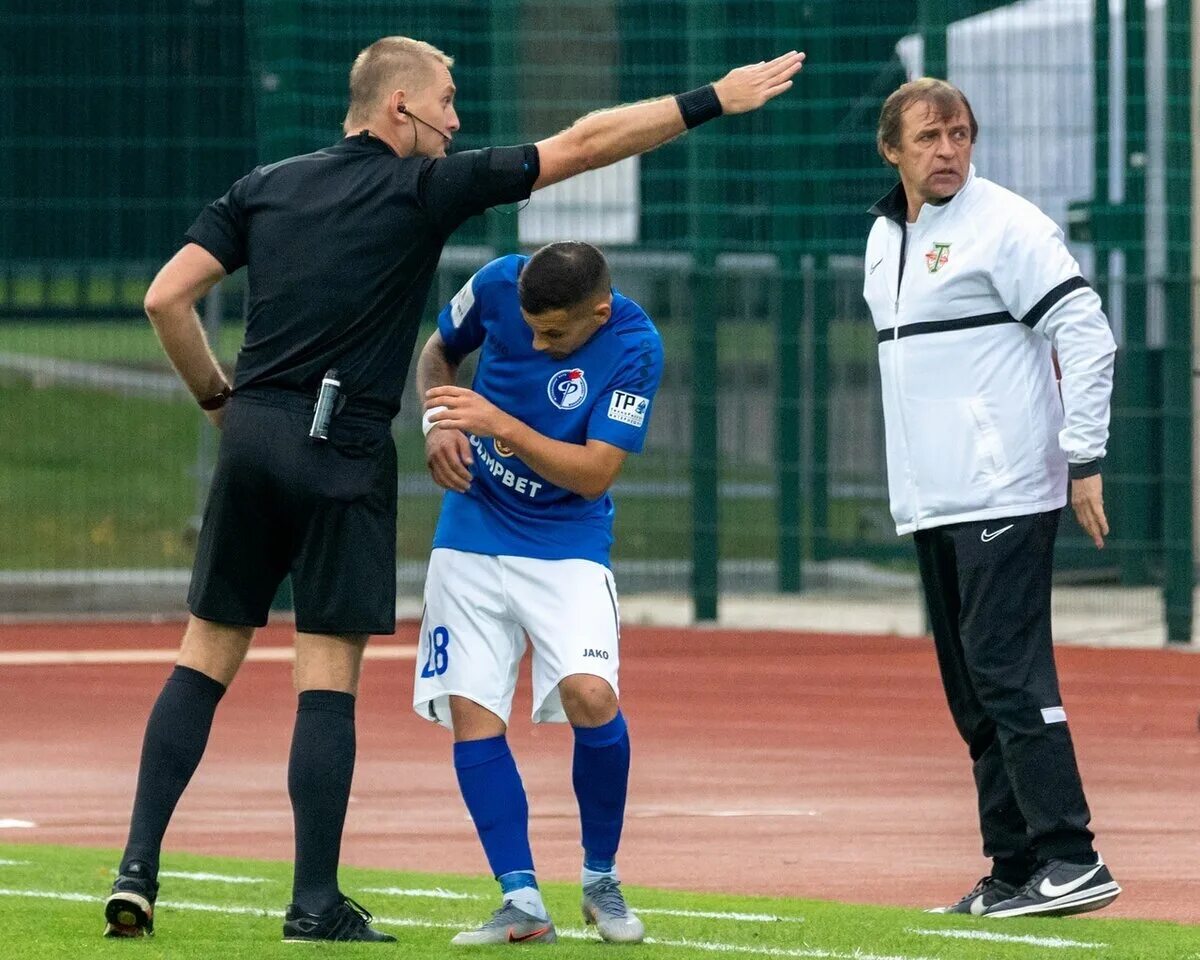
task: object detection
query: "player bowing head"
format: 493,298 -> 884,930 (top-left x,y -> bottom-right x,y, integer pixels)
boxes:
413,245 -> 664,945
518,241 -> 613,359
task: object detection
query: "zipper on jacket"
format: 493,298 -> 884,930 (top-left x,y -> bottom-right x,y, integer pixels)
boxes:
895,221 -> 908,312
890,219 -> 919,527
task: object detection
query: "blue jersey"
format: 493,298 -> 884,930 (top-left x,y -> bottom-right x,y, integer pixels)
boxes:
432,255 -> 664,565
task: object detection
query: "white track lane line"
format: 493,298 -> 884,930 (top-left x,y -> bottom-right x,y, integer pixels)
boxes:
0,888 -> 935,960
0,645 -> 416,666
0,820 -> 36,829
908,927 -> 1107,949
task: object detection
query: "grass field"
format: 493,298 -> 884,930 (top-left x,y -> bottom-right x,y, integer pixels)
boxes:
1,843 -> 1196,960
0,378 -> 894,571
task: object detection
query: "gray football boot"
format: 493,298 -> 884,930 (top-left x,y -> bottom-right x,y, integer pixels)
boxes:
581,877 -> 645,943
450,900 -> 557,945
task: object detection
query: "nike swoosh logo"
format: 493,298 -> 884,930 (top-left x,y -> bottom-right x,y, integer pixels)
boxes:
970,895 -> 988,916
869,257 -> 884,274
509,926 -> 551,943
1039,863 -> 1103,898
980,524 -> 1014,543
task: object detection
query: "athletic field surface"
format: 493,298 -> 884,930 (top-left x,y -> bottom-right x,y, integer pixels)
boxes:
2,621 -> 1198,959
2,843 -> 1198,959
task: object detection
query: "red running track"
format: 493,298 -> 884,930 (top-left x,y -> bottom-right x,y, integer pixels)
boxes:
1,621 -> 1197,922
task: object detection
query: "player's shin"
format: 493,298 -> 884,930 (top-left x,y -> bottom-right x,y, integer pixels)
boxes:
453,735 -> 547,920
571,709 -> 630,883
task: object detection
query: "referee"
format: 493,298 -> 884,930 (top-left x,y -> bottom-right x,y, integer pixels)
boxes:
863,79 -> 1119,919
102,36 -> 805,942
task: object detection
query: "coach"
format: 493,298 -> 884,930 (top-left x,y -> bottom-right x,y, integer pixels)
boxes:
102,35 -> 804,943
863,78 -> 1119,919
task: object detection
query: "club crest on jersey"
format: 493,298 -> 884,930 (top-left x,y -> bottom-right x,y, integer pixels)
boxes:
925,242 -> 951,273
547,368 -> 587,410
493,438 -> 515,457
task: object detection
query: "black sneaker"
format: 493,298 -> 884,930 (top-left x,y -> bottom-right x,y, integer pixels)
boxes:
103,864 -> 159,938
282,895 -> 397,942
987,856 -> 1121,918
926,875 -> 1021,916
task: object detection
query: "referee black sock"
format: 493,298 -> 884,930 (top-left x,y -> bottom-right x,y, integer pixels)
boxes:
120,664 -> 227,878
288,689 -> 356,915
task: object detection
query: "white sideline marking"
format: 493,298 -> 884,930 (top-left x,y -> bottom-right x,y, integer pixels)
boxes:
361,886 -> 481,900
0,888 -> 934,960
0,820 -> 36,829
158,871 -> 266,885
908,927 -> 1107,949
0,859 -> 29,865
640,907 -> 804,923
0,645 -> 416,667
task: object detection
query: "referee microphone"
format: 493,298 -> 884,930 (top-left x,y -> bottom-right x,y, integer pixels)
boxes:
398,104 -> 451,146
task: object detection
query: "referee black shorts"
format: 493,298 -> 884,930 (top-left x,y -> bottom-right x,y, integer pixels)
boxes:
188,390 -> 398,635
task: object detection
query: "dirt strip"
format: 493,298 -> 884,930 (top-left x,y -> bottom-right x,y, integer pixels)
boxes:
1,621 -> 1196,922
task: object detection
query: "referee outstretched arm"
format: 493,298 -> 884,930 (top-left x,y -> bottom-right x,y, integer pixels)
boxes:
109,36 -> 807,945
531,51 -> 804,189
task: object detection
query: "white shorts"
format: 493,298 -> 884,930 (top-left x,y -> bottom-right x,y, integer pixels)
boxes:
413,548 -> 622,731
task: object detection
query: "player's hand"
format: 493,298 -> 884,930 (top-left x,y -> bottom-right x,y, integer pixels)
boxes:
425,427 -> 473,493
425,386 -> 514,439
1071,473 -> 1108,549
204,407 -> 226,431
712,51 -> 805,115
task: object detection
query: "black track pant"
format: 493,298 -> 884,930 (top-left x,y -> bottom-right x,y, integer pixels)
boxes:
914,509 -> 1095,878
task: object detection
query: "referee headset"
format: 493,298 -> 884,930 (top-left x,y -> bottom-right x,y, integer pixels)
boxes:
398,103 -> 451,152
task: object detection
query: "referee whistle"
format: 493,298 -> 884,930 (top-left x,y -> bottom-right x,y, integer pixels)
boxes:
308,369 -> 341,441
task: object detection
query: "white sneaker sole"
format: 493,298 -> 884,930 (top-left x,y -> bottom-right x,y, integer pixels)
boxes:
987,882 -> 1121,919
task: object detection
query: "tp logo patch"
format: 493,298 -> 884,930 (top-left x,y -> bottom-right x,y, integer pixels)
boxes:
547,368 -> 588,410
449,276 -> 476,327
925,242 -> 951,273
608,390 -> 648,427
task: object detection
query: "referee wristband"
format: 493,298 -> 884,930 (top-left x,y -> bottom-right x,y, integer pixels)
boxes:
675,84 -> 723,129
197,384 -> 232,411
422,405 -> 448,437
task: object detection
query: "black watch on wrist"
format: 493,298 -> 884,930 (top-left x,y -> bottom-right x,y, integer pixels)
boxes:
198,384 -> 232,411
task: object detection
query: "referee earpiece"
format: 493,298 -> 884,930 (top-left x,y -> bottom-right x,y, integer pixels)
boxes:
397,104 -> 407,114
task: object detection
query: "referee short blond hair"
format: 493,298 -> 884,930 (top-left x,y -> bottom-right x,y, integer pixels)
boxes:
344,37 -> 454,128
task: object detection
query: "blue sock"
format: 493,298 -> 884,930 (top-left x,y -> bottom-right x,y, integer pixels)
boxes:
572,710 -> 630,875
454,736 -> 534,880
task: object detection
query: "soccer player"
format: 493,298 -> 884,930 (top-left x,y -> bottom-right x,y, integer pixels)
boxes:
413,241 -> 662,945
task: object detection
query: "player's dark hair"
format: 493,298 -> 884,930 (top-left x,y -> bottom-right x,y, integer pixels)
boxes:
518,241 -> 611,315
877,78 -> 978,168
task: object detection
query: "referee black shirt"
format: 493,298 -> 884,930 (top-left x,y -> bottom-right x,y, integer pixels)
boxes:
185,133 -> 539,418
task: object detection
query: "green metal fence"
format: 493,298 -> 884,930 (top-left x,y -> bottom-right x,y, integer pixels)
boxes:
0,0 -> 1192,642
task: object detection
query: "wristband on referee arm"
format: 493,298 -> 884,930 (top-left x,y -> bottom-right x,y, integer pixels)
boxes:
422,405 -> 449,437
197,383 -> 232,411
675,84 -> 723,129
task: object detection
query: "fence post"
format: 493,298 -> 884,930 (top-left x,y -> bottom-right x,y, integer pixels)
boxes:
686,1 -> 721,621
1161,0 -> 1193,643
489,1 -> 521,253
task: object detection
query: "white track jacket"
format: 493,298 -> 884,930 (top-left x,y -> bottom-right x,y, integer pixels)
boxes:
863,165 -> 1116,536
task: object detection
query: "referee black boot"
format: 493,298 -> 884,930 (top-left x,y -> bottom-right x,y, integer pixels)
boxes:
103,862 -> 158,937
282,894 -> 397,942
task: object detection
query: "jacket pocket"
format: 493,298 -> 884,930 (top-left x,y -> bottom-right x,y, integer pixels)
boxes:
902,396 -> 1007,517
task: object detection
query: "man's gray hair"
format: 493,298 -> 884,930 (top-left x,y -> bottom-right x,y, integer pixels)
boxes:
344,36 -> 454,128
877,78 -> 978,168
